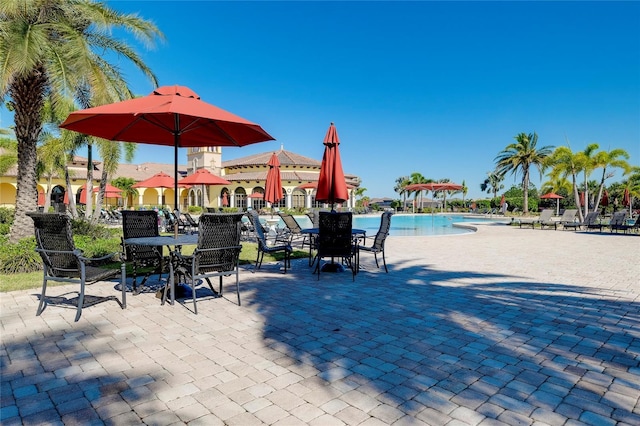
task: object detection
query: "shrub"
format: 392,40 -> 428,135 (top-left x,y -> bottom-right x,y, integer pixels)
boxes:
187,205 -> 202,214
0,207 -> 14,225
0,237 -> 41,274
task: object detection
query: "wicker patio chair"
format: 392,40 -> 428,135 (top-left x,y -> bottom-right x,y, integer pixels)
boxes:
357,212 -> 393,273
315,211 -> 357,280
169,213 -> 244,313
121,210 -> 165,293
246,210 -> 292,273
27,212 -> 126,322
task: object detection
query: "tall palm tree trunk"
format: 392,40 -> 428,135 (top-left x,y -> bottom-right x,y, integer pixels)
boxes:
9,70 -> 47,243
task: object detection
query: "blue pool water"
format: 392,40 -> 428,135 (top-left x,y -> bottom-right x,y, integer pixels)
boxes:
289,214 -> 503,237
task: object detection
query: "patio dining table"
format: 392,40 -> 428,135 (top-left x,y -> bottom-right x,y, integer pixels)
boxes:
123,234 -> 198,305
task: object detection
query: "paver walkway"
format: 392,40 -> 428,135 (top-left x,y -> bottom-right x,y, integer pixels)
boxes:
1,222 -> 639,425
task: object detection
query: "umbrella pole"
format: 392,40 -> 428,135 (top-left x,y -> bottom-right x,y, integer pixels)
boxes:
173,118 -> 180,238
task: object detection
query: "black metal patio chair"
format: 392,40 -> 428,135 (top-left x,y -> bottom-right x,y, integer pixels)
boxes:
357,211 -> 393,273
121,210 -> 165,292
27,212 -> 126,322
315,211 -> 357,280
168,213 -> 244,313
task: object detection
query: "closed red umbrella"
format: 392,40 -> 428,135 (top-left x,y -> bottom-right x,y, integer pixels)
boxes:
623,187 -> 630,206
600,190 -> 609,207
60,85 -> 274,210
316,123 -> 349,210
264,153 -> 283,206
500,194 -> 505,206
221,191 -> 229,207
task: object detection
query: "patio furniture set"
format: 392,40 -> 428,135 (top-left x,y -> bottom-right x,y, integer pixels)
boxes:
27,210 -> 393,322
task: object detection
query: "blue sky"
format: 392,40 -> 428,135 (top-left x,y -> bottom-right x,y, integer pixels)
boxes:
7,1 -> 640,199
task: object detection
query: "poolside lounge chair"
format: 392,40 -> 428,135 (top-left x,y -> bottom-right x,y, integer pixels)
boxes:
519,209 -> 554,229
558,209 -> 579,230
27,212 -> 126,322
278,212 -> 311,249
609,211 -> 628,233
583,211 -> 604,231
617,217 -> 640,234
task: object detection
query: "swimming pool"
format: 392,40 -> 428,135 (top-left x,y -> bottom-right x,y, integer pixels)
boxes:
290,213 -> 505,237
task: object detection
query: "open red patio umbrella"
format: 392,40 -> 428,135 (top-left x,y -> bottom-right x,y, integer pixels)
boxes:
78,183 -> 122,204
60,85 -> 274,211
132,171 -> 190,207
179,169 -> 231,208
540,192 -> 563,215
264,153 -> 283,207
179,169 -> 230,186
316,123 -> 349,210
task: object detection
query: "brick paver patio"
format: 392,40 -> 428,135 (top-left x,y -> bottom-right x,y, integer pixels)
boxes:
1,222 -> 639,425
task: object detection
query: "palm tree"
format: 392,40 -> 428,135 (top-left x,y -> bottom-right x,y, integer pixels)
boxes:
394,176 -> 411,211
1,0 -> 163,242
92,140 -> 136,222
409,172 -> 431,211
111,177 -> 138,209
0,131 -> 17,175
575,143 -> 600,218
37,132 -> 68,212
480,171 -> 504,200
495,132 -> 553,214
591,148 -> 631,212
461,180 -> 468,208
546,145 -> 585,222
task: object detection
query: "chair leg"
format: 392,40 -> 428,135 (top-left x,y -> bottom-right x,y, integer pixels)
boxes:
36,273 -> 48,316
121,262 -> 127,309
191,276 -> 197,315
75,274 -> 86,322
381,250 -> 388,273
373,253 -> 380,269
235,268 -> 241,306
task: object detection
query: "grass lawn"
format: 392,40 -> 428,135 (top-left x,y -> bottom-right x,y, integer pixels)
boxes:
0,242 -> 308,293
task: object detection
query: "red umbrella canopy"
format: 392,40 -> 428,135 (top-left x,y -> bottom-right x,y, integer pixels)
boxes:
59,86 -> 274,147
132,172 -> 189,189
94,183 -> 123,196
59,85 -> 274,209
540,192 -> 563,200
264,153 -> 283,205
179,169 -> 230,185
601,190 -> 609,207
249,192 -> 264,199
500,194 -> 505,206
316,123 -> 349,207
79,183 -> 122,204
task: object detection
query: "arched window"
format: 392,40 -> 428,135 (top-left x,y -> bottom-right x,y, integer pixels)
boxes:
291,189 -> 306,208
235,187 -> 247,210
